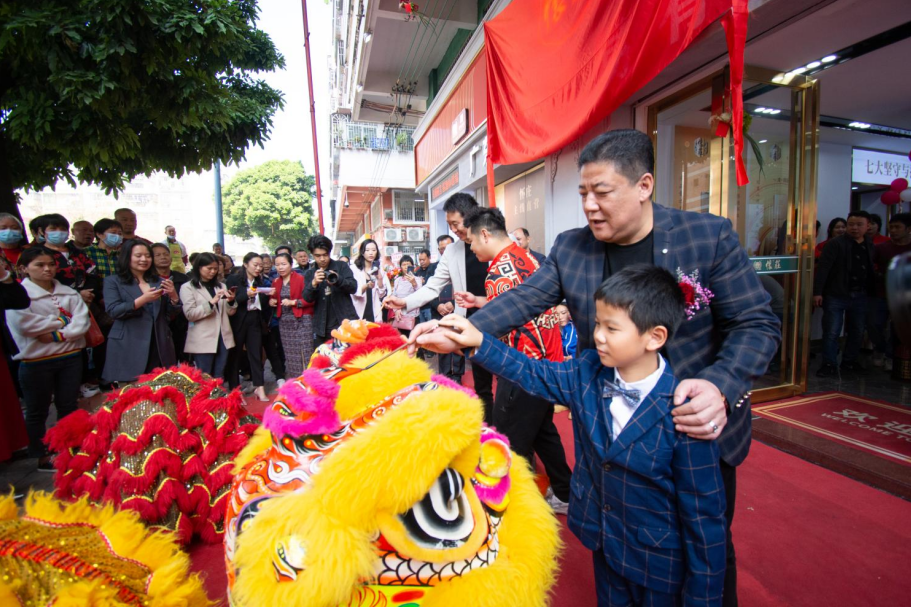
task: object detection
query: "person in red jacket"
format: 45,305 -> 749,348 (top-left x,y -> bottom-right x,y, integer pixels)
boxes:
269,253 -> 314,379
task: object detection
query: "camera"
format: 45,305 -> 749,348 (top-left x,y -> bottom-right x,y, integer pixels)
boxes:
325,270 -> 339,285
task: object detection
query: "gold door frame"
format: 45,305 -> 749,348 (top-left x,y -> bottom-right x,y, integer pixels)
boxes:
645,66 -> 820,403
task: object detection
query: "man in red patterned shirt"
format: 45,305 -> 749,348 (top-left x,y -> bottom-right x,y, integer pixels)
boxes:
455,207 -> 572,514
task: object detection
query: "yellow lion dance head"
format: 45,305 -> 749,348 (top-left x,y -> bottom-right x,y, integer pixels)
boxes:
225,321 -> 561,606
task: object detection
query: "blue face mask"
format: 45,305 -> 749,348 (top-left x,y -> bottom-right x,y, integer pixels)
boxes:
35,234 -> 46,244
0,229 -> 21,245
104,233 -> 123,248
45,230 -> 69,245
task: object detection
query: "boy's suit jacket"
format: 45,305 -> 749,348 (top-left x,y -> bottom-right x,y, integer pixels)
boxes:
471,337 -> 726,605
472,202 -> 782,467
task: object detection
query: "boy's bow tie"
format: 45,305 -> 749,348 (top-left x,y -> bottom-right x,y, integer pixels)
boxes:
602,380 -> 641,406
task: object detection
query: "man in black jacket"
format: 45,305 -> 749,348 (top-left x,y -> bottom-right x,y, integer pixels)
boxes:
302,235 -> 358,345
814,210 -> 875,377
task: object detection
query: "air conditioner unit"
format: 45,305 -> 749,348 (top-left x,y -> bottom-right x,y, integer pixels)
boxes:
384,228 -> 403,242
406,227 -> 424,242
383,245 -> 399,256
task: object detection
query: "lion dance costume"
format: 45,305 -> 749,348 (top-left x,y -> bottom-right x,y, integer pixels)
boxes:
46,365 -> 260,545
0,492 -> 208,606
225,321 -> 562,607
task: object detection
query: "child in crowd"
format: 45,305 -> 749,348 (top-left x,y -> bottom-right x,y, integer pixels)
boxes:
8,247 -> 91,471
439,264 -> 726,606
555,302 -> 577,360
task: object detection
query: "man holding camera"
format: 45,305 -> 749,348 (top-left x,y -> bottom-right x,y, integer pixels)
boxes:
302,234 -> 358,345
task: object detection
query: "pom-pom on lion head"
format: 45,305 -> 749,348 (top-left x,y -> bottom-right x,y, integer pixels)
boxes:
225,321 -> 561,606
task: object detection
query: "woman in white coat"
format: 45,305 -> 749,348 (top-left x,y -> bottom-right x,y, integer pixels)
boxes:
349,239 -> 391,324
180,252 -> 237,380
7,247 -> 90,470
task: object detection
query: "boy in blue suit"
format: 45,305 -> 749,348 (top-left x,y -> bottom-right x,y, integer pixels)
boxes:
440,265 -> 726,606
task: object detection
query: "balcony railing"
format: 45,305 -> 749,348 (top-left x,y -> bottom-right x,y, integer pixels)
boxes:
332,121 -> 416,152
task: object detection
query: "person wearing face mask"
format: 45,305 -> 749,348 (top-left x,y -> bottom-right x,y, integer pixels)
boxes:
0,213 -> 26,277
84,219 -> 124,279
225,252 -> 272,401
28,215 -> 50,245
102,240 -> 180,384
30,214 -> 99,308
160,225 -> 188,273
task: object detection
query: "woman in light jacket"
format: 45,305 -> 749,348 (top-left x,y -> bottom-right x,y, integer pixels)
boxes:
180,252 -> 237,380
8,247 -> 90,470
102,240 -> 180,383
350,239 -> 391,323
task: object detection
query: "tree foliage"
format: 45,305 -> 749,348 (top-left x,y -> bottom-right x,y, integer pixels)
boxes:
0,0 -> 285,215
223,160 -> 318,250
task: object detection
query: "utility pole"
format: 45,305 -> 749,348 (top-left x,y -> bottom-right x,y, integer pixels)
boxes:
301,0 -> 326,234
214,161 -> 224,246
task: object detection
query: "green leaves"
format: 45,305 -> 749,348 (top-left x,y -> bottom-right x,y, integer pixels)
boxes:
0,0 -> 284,199
223,160 -> 318,250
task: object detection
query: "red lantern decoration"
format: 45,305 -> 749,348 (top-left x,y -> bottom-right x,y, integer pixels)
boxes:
881,190 -> 901,205
891,178 -> 909,192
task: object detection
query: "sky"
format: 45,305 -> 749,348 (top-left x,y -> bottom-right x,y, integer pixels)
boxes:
241,0 -> 333,183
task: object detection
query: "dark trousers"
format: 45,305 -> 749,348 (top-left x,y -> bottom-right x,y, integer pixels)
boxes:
437,351 -> 465,383
821,293 -> 867,366
471,363 -> 495,425
493,378 -> 572,502
721,460 -> 737,607
19,353 -> 82,458
227,313 -> 264,388
593,550 -> 681,607
865,296 -> 890,356
263,327 -> 285,379
194,335 -> 229,381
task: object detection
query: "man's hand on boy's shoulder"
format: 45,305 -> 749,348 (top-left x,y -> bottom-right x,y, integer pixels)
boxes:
671,379 -> 728,440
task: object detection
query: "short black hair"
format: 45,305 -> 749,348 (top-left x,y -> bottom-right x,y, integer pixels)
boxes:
150,242 -> 169,254
275,245 -> 292,255
578,129 -> 655,185
463,207 -> 508,237
868,213 -> 883,229
295,249 -> 308,255
93,218 -> 122,236
399,255 -> 414,267
437,234 -> 454,245
308,234 -> 333,254
889,212 -> 911,228
514,227 -> 530,238
30,213 -> 68,233
213,242 -> 222,248
847,210 -> 871,222
594,265 -> 685,339
418,248 -> 432,258
442,193 -> 479,217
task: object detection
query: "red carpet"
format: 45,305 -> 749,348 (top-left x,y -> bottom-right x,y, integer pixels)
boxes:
190,391 -> 911,605
754,392 -> 911,467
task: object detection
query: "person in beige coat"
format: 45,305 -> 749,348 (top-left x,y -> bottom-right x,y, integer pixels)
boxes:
180,252 -> 237,381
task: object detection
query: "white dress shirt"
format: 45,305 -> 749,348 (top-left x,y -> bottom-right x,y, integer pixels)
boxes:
610,355 -> 667,442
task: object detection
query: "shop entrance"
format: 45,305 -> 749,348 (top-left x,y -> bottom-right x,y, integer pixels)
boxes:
647,66 -> 820,403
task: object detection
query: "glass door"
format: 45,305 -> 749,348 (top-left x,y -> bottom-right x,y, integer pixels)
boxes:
647,67 -> 820,402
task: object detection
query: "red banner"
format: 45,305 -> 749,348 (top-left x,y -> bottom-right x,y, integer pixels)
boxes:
484,0 -> 750,190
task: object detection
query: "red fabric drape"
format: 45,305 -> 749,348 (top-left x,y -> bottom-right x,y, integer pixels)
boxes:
484,0 -> 750,193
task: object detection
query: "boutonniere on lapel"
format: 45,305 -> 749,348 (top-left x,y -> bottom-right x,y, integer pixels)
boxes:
676,269 -> 713,320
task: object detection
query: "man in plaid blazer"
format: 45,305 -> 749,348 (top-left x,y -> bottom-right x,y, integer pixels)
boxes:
412,130 -> 780,605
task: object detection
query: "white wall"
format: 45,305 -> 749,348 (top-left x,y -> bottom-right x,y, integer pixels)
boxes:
816,141 -> 854,244
336,149 -> 416,191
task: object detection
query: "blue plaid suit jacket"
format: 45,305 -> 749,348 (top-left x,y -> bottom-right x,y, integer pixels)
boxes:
471,203 -> 781,466
472,338 -> 726,604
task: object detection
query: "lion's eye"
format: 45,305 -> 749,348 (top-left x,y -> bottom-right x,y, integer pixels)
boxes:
400,468 -> 474,549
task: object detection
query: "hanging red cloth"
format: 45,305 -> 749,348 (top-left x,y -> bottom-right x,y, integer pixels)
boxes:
484,0 -> 750,191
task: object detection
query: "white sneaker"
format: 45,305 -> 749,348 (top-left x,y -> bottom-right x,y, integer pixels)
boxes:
276,379 -> 286,388
546,493 -> 569,515
79,384 -> 101,398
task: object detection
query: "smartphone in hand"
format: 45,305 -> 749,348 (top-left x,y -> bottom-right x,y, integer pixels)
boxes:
228,286 -> 238,294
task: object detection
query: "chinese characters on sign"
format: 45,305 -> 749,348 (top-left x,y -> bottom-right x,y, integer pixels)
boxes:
749,256 -> 798,274
852,148 -> 911,186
